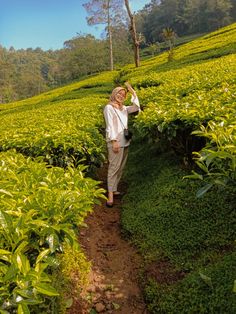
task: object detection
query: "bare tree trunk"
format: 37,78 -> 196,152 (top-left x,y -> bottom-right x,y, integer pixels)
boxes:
124,0 -> 140,67
107,0 -> 114,71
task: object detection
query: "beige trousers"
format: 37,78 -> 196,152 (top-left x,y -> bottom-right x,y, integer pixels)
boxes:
107,146 -> 129,192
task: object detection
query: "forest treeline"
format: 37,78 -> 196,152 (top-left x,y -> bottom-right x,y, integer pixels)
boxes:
0,0 -> 235,103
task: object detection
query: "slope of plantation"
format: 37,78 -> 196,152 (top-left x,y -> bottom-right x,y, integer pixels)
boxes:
0,72 -> 116,312
0,72 -> 117,170
135,55 -> 235,132
118,23 -> 236,313
119,23 -> 236,137
119,23 -> 236,79
0,73 -> 113,113
118,23 -> 236,186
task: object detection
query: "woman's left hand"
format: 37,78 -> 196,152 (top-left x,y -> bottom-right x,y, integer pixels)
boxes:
112,141 -> 120,153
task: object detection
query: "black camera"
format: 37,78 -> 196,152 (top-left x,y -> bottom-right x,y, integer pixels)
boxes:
124,128 -> 133,140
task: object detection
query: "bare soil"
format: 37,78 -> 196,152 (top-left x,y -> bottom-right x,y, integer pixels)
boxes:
68,165 -> 147,314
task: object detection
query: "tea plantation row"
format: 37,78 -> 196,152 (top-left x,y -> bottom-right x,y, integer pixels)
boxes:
0,72 -> 115,312
119,23 -> 236,313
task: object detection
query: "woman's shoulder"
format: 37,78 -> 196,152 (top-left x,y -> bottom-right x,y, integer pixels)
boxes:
103,103 -> 113,113
104,103 -> 112,109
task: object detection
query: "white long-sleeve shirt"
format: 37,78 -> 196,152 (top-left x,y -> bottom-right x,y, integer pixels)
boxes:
103,94 -> 140,147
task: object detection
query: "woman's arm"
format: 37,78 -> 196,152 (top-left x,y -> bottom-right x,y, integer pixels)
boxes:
125,82 -> 140,114
127,94 -> 140,113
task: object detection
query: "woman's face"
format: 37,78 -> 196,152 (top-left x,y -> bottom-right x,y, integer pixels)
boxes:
115,90 -> 126,104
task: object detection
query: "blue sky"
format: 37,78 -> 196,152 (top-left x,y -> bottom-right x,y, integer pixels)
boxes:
0,0 -> 150,51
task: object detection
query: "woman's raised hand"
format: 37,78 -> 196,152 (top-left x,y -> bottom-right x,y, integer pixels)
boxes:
124,82 -> 136,96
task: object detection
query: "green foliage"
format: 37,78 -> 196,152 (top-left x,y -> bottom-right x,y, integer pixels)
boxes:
119,23 -> 236,184
0,68 -> 114,313
0,21 -> 235,314
0,150 -> 105,312
191,118 -> 236,190
0,29 -> 132,103
122,143 -> 236,267
0,71 -> 116,171
55,243 -> 91,313
145,253 -> 236,313
161,27 -> 176,62
0,47 -> 57,103
119,22 -> 236,314
136,0 -> 235,43
122,140 -> 236,313
60,243 -> 91,290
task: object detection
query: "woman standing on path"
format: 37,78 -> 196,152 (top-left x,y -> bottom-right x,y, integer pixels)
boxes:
103,82 -> 140,207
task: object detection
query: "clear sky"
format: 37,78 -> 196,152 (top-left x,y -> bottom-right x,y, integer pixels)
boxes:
0,0 -> 150,51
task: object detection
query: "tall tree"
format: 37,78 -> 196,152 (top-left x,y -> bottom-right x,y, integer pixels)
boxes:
83,0 -> 125,71
124,0 -> 141,67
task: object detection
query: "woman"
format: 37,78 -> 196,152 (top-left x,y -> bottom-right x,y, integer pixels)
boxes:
103,82 -> 140,207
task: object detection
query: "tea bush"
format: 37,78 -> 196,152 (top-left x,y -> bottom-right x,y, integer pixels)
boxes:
0,150 -> 105,312
1,22 -> 235,313
120,23 -> 236,313
120,23 -> 236,188
0,72 -> 117,171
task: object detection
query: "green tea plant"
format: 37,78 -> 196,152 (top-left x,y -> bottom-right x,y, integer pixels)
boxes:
186,117 -> 236,195
0,68 -> 116,312
0,150 -> 105,312
118,23 -> 236,181
119,23 -> 236,313
0,72 -> 116,170
0,22 -> 235,313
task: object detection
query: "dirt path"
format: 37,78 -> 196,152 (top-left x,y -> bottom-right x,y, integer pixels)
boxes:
70,166 -> 147,313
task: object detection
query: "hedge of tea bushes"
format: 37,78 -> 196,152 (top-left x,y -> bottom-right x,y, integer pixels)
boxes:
120,24 -> 236,312
0,72 -> 114,114
118,23 -> 236,82
0,71 -> 116,312
118,23 -> 236,187
189,117 -> 236,190
0,72 -> 117,170
135,54 -> 235,135
136,55 -> 236,146
133,55 -> 236,181
0,150 -> 105,313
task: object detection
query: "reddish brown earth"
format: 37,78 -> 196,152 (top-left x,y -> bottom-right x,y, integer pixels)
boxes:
66,166 -> 188,313
68,166 -> 148,314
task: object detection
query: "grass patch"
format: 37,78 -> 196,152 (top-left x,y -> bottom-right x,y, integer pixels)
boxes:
145,252 -> 236,313
121,139 -> 236,312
